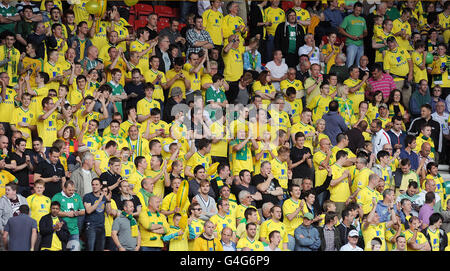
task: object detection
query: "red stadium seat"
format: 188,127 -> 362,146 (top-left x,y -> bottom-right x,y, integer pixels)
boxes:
135,3 -> 154,19
154,5 -> 176,18
282,1 -> 294,10
134,18 -> 148,30
178,23 -> 186,32
157,17 -> 170,32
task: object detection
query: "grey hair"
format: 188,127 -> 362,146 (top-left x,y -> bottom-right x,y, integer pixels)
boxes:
81,152 -> 94,164
238,190 -> 250,201
262,202 -> 274,211
337,53 -> 346,62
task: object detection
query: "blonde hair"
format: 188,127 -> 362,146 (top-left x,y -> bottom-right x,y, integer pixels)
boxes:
337,84 -> 349,98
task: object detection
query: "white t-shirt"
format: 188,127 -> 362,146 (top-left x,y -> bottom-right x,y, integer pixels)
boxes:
339,243 -> 364,251
298,45 -> 320,65
265,60 -> 288,91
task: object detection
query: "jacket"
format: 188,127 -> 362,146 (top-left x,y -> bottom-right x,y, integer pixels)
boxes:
294,224 -> 321,251
318,225 -> 342,251
421,227 -> 448,251
39,214 -> 70,251
0,194 -> 28,231
71,167 -> 97,197
192,234 -> 223,251
274,22 -> 305,57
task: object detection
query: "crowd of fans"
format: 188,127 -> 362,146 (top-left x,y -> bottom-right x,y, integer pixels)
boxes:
0,0 -> 449,252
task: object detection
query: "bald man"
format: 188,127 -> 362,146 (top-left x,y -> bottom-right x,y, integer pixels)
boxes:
418,142 -> 434,178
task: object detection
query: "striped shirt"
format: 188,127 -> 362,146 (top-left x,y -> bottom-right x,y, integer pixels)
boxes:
367,73 -> 396,99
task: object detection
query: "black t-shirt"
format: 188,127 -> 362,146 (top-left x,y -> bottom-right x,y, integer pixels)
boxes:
35,159 -> 65,198
231,184 -> 261,208
112,194 -> 142,213
290,146 -> 312,179
251,174 -> 282,206
7,152 -> 29,187
99,171 -> 122,197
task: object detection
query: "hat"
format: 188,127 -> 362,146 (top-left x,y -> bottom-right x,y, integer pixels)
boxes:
386,36 -> 397,43
379,103 -> 388,109
349,230 -> 359,237
303,212 -> 314,220
171,87 -> 182,97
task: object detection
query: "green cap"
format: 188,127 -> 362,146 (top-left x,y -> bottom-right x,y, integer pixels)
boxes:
303,212 -> 314,220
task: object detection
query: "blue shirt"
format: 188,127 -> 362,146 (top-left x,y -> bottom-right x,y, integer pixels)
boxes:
323,111 -> 348,146
324,8 -> 344,29
82,192 -> 106,228
399,148 -> 419,170
4,214 -> 37,251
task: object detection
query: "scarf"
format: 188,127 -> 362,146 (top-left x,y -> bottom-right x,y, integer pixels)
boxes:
139,188 -> 153,207
127,135 -> 143,161
122,211 -> 139,237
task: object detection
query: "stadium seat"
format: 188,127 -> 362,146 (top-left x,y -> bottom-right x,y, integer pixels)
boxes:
134,18 -> 148,31
135,3 -> 154,19
154,5 -> 176,18
281,1 -> 294,10
178,23 -> 186,32
157,17 -> 170,32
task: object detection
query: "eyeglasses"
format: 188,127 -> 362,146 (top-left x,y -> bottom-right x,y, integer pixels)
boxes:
193,208 -> 202,211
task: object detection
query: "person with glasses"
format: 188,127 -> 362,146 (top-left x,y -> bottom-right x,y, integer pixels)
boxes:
187,202 -> 205,250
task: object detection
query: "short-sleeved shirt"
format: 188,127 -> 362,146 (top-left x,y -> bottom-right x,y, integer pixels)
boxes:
111,214 -> 138,251
83,192 -> 106,228
51,192 -> 85,235
4,214 -> 37,251
340,14 -> 367,47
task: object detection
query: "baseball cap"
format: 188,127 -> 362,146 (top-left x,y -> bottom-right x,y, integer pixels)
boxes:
303,212 -> 314,220
349,230 -> 359,237
171,87 -> 182,97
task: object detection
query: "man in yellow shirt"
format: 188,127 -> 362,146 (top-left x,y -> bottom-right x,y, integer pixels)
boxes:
264,0 -> 285,62
236,222 -> 264,251
290,108 -> 315,151
11,93 -> 36,149
392,8 -> 412,51
185,138 -> 212,179
130,27 -> 155,70
222,35 -> 245,83
222,1 -> 247,49
137,83 -> 161,134
37,97 -> 63,148
344,66 -> 369,114
144,56 -> 167,103
260,205 -> 288,250
138,195 -> 169,251
202,0 -> 224,47
329,150 -> 353,217
357,173 -> 381,215
362,197 -> 398,251
383,36 -> 413,106
0,33 -> 20,84
165,57 -> 191,99
26,179 -> 50,231
210,199 -> 236,240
